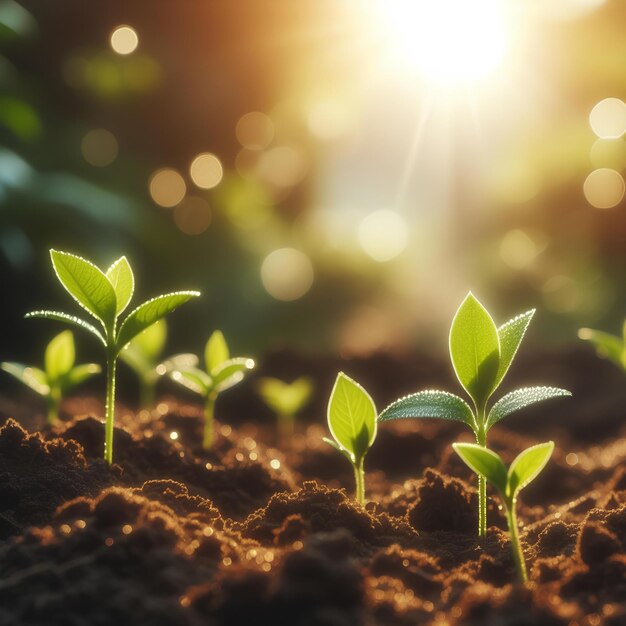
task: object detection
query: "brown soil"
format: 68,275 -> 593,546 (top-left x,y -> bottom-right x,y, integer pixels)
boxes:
0,347 -> 625,625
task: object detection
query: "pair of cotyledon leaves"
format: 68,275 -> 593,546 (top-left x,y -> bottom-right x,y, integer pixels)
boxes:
26,250 -> 200,356
167,330 -> 255,398
1,330 -> 100,396
454,441 -> 554,506
379,293 -> 571,434
257,376 -> 314,417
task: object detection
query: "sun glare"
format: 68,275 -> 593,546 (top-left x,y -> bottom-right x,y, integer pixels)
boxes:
379,0 -> 507,84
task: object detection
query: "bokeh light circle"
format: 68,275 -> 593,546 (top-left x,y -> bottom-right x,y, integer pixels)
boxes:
110,26 -> 139,55
583,168 -> 625,209
358,210 -> 408,262
261,248 -> 314,301
173,196 -> 213,235
589,98 -> 626,139
81,129 -> 118,166
236,112 -> 274,150
190,153 -> 223,189
149,168 -> 186,207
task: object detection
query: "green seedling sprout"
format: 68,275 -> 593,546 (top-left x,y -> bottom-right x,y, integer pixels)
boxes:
323,372 -> 377,505
578,318 -> 626,372
26,250 -> 200,463
378,292 -> 570,538
1,330 -> 100,424
453,441 -> 554,584
256,376 -> 314,438
120,319 -> 168,409
168,330 -> 255,449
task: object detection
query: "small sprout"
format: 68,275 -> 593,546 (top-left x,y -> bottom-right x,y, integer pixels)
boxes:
1,330 -> 100,424
26,250 -> 200,463
256,376 -> 314,438
578,319 -> 626,372
119,319 -> 168,409
453,441 -> 554,584
378,292 -> 570,537
168,330 -> 254,449
323,372 -> 377,505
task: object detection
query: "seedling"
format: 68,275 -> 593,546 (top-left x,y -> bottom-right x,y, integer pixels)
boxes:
256,376 -> 314,438
323,372 -> 377,505
578,319 -> 626,372
1,330 -> 100,424
26,250 -> 200,463
168,330 -> 255,449
453,441 -> 554,584
120,319 -> 168,409
378,292 -> 570,537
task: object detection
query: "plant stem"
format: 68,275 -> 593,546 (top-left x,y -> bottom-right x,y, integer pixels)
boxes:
278,413 -> 294,440
139,376 -> 155,410
353,458 -> 365,505
104,354 -> 117,465
47,386 -> 61,425
203,391 -> 217,449
506,501 -> 528,583
476,423 -> 487,539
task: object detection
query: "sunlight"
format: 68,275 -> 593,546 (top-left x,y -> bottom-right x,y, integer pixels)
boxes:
379,0 -> 507,84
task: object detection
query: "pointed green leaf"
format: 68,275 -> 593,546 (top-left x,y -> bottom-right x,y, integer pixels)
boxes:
159,353 -> 199,374
322,436 -> 352,462
486,386 -> 571,431
119,343 -> 151,377
257,376 -> 314,416
378,390 -> 476,431
494,310 -> 534,390
170,366 -> 212,396
449,293 -> 500,410
63,363 -> 101,388
327,372 -> 377,462
116,291 -> 200,351
1,362 -> 49,395
206,330 -> 229,373
106,256 -> 134,316
212,357 -> 255,391
45,330 -> 75,382
578,328 -> 624,370
25,310 -> 106,346
452,443 -> 508,495
50,250 -> 117,328
507,441 -> 554,499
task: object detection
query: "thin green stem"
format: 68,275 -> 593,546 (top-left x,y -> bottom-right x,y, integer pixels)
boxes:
353,458 -> 365,505
104,354 -> 117,465
278,413 -> 294,440
139,376 -> 156,410
203,391 -> 217,449
506,500 -> 528,584
476,420 -> 487,539
47,386 -> 61,425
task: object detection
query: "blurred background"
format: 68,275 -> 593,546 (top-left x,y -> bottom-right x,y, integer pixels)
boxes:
0,0 -> 625,368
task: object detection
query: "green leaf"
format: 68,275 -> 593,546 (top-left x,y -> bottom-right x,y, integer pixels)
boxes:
257,376 -> 313,416
449,292 -> 500,410
170,366 -> 212,396
116,291 -> 200,351
486,386 -> 571,431
130,320 -> 167,362
106,256 -> 134,316
1,362 -> 49,395
327,372 -> 377,462
206,330 -> 229,373
452,443 -> 508,495
212,357 -> 255,391
63,363 -> 101,388
159,353 -> 199,374
25,310 -> 106,346
507,441 -> 554,500
44,330 -> 75,382
50,250 -> 117,329
378,390 -> 476,430
578,328 -> 624,370
494,310 -> 534,390
322,436 -> 352,462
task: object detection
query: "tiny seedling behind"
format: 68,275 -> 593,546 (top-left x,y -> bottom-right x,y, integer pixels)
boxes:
256,376 -> 313,438
578,319 -> 626,372
378,292 -> 570,537
26,250 -> 200,463
168,330 -> 254,449
1,330 -> 100,423
453,441 -> 554,583
323,372 -> 377,505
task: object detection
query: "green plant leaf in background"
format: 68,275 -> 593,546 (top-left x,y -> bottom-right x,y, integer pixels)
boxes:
578,322 -> 626,371
449,292 -> 501,411
257,376 -> 313,417
212,357 -> 255,391
205,330 -> 229,373
106,256 -> 134,316
0,362 -> 49,394
44,329 -> 75,382
378,390 -> 476,428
